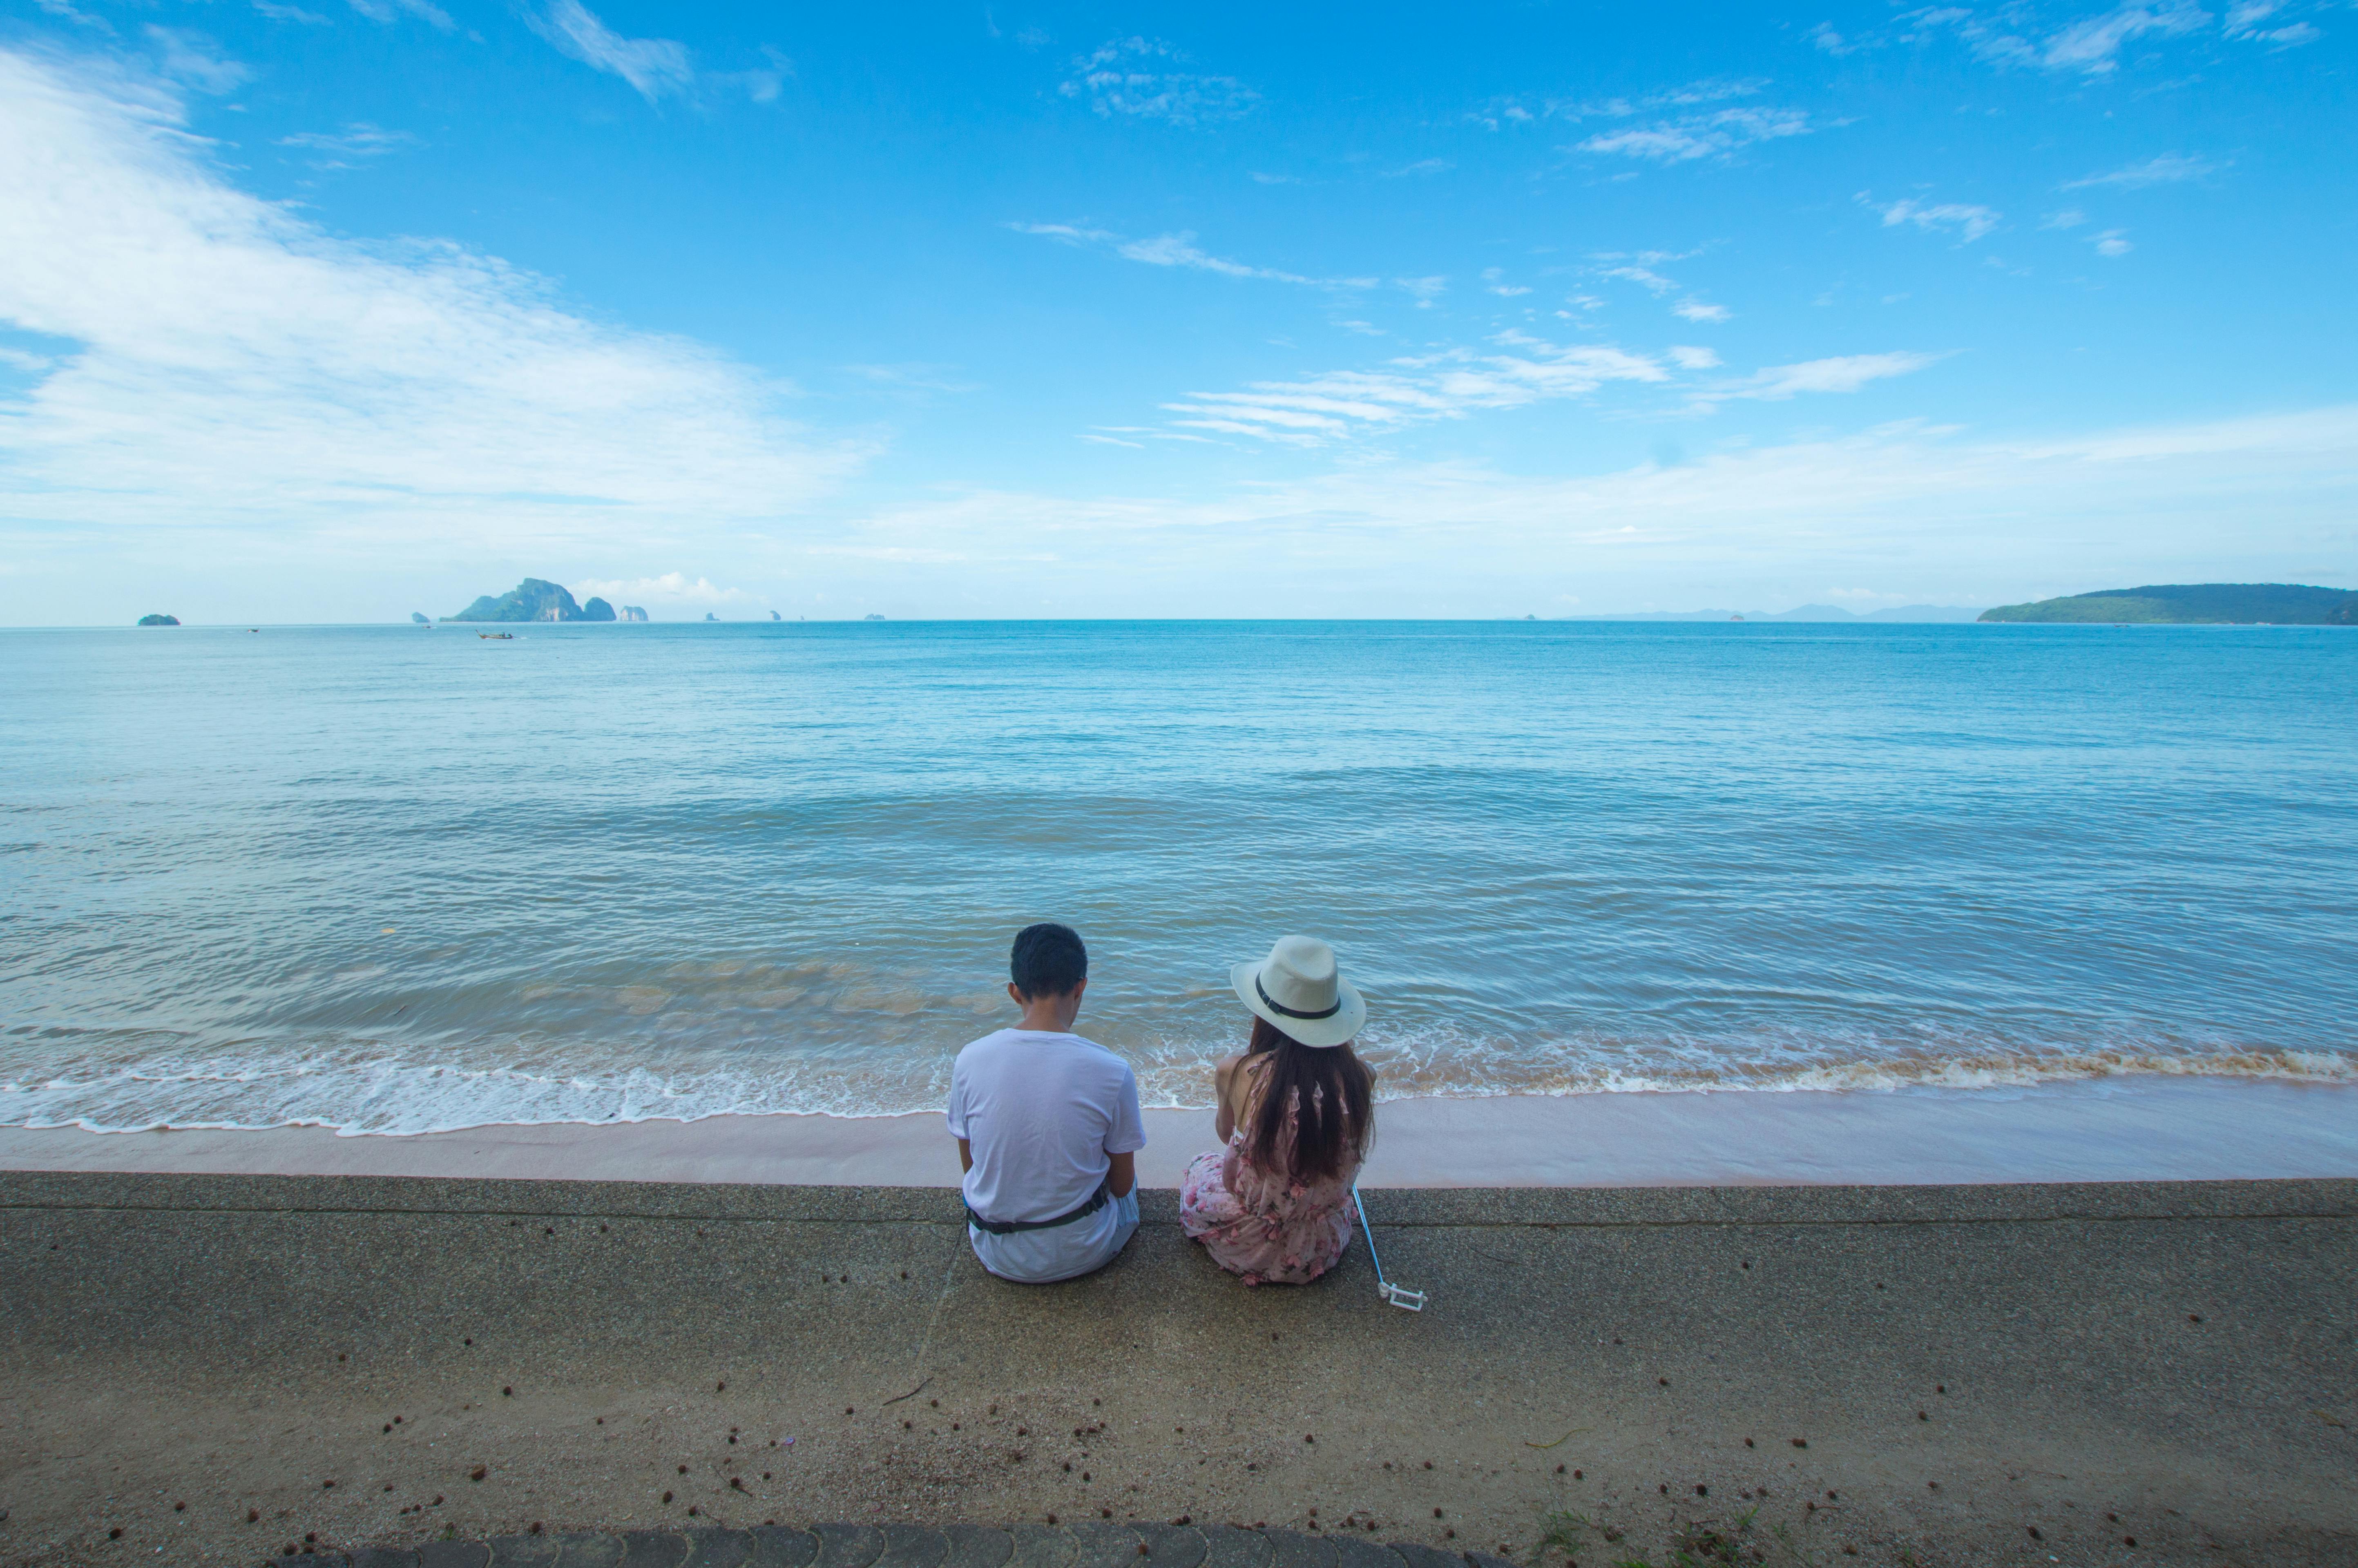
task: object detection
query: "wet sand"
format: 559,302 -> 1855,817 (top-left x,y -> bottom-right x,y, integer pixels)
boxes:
2,1076 -> 2353,1187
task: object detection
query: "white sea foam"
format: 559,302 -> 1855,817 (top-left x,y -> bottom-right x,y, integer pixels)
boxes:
4,1033 -> 2349,1136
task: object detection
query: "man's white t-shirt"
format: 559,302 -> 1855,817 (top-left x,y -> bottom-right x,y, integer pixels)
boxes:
946,1028 -> 1146,1225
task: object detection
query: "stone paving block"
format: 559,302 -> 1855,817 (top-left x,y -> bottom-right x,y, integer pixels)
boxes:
1326,1540 -> 1402,1568
746,1527 -> 820,1568
678,1529 -> 755,1568
1195,1526 -> 1271,1568
1385,1547 -> 1457,1568
487,1535 -> 563,1568
1259,1531 -> 1334,1568
940,1524 -> 1013,1568
874,1524 -> 949,1568
418,1543 -> 493,1568
348,1550 -> 423,1568
617,1533 -> 691,1568
556,1532 -> 627,1568
812,1523 -> 886,1568
1065,1522 -> 1143,1568
1130,1523 -> 1206,1568
1005,1521 -> 1078,1568
1458,1553 -> 1512,1568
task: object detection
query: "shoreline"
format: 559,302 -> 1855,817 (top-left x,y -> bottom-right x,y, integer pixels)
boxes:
3,1073 -> 2353,1187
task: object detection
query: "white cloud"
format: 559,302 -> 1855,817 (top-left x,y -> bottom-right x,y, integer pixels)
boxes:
1394,275 -> 1448,307
572,572 -> 748,607
277,121 -> 418,160
0,48 -> 859,556
348,0 -> 454,31
529,0 -> 694,101
1160,337 -> 1671,443
1673,300 -> 1732,323
2063,152 -> 2224,189
1005,222 -> 1369,291
2043,208 -> 2088,230
1480,267 -> 1530,297
818,406 -> 2358,615
1385,158 -> 1454,178
1712,352 -> 1941,401
1866,194 -> 2002,243
252,2 -> 331,24
1894,2 -> 2318,74
1668,346 -> 1722,370
2095,230 -> 2135,256
2037,3 -> 2210,73
1060,38 -> 1258,125
1575,106 -> 1812,163
2224,1 -> 2321,45
143,27 -> 251,95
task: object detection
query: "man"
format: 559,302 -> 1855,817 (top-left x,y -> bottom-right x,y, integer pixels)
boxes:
946,923 -> 1144,1283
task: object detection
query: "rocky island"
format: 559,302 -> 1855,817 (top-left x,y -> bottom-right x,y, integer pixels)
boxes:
135,613 -> 179,626
1980,583 -> 2358,624
447,578 -> 618,623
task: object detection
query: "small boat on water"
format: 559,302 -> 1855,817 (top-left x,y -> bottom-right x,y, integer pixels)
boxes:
478,632 -> 515,640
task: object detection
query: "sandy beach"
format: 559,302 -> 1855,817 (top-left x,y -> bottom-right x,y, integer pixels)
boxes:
3,1076 -> 2352,1187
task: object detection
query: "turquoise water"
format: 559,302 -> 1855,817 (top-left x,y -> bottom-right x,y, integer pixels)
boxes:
3,620 -> 2354,1133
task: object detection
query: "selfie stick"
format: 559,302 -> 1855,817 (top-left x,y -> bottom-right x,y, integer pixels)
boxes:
1351,1180 -> 1426,1311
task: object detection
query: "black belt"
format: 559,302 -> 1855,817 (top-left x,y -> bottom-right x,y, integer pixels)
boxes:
965,1182 -> 1110,1236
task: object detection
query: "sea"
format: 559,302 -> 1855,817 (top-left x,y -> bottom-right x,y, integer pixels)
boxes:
3,619 -> 2354,1136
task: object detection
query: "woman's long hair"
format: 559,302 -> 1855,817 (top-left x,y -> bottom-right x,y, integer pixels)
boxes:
1242,1015 -> 1374,1184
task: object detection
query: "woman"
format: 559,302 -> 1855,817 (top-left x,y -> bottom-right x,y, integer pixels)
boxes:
1179,935 -> 1375,1285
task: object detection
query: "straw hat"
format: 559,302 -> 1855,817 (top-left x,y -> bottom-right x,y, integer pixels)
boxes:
1230,935 -> 1366,1049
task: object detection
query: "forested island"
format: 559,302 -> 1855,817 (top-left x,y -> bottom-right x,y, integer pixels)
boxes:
1980,583 -> 2357,625
447,578 -> 616,623
136,613 -> 179,626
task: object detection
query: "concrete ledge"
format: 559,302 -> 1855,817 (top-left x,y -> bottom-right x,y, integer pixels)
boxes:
3,1170 -> 2352,1227
5,1172 -> 2354,1568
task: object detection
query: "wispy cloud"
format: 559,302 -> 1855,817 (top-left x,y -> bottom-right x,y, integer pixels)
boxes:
277,121 -> 418,161
1593,251 -> 1731,322
1160,337 -> 1670,443
1864,194 -> 2002,242
348,0 -> 454,30
1574,105 -> 1812,163
1004,221 -> 1371,290
572,572 -> 748,607
1060,38 -> 1258,125
252,1 -> 331,22
1709,352 -> 1942,402
1385,158 -> 1454,178
1907,2 -> 2315,75
2062,152 -> 2224,189
143,27 -> 250,94
2095,229 -> 2135,256
0,49 -> 860,554
529,0 -> 694,101
2224,0 -> 2322,46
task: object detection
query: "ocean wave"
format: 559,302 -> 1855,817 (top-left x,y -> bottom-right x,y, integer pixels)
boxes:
2,1034 -> 2349,1136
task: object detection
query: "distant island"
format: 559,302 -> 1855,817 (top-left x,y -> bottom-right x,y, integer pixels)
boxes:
136,613 -> 179,626
447,578 -> 617,623
410,612 -> 430,625
1979,583 -> 2358,625
621,605 -> 648,622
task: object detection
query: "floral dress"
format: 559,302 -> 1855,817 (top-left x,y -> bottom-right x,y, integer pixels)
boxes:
1179,1061 -> 1362,1286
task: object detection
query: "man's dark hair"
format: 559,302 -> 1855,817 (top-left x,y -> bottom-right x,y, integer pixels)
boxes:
1009,922 -> 1087,999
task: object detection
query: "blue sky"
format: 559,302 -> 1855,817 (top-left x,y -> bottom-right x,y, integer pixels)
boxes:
0,0 -> 2351,621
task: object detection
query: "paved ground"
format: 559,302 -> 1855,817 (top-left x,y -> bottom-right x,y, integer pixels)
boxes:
263,1519 -> 1521,1568
3,1175 -> 2354,1568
